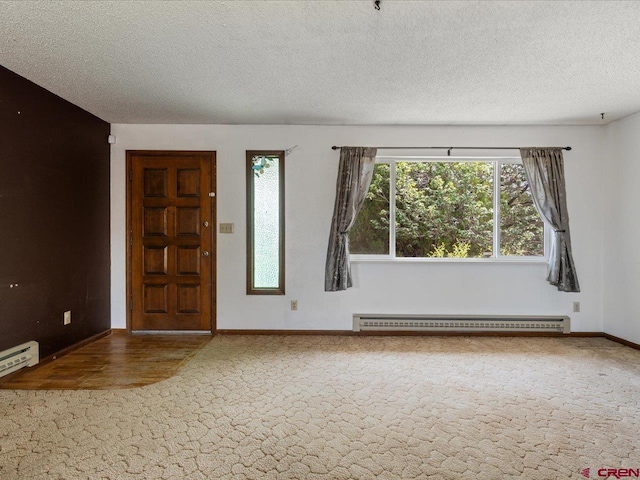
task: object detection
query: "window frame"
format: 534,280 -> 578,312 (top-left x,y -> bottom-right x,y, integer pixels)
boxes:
246,150 -> 285,295
351,156 -> 549,263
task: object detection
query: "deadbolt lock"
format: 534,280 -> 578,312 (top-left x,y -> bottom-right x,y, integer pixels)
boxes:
202,251 -> 209,257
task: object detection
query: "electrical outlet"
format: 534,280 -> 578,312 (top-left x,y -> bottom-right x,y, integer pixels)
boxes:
573,302 -> 580,313
63,310 -> 71,325
291,300 -> 298,311
219,223 -> 234,234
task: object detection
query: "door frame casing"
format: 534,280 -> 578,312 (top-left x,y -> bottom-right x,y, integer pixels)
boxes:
126,150 -> 217,334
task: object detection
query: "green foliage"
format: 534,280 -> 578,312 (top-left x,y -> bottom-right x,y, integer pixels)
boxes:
429,240 -> 471,258
252,156 -> 275,177
349,164 -> 391,254
349,161 -> 544,258
499,164 -> 544,256
394,162 -> 493,257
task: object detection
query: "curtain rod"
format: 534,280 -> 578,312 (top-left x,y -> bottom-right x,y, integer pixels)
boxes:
331,146 -> 571,152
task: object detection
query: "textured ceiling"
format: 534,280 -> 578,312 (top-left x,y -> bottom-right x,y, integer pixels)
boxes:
1,1 -> 640,125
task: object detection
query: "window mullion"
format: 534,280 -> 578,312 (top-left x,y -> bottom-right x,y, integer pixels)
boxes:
389,159 -> 396,259
493,161 -> 500,259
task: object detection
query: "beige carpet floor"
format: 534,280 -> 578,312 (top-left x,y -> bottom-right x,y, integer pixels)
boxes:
1,335 -> 639,479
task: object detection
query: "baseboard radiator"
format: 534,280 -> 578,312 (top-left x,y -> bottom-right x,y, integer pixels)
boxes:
0,341 -> 39,378
353,314 -> 570,334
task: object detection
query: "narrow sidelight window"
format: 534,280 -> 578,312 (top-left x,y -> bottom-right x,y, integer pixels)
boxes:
246,151 -> 285,294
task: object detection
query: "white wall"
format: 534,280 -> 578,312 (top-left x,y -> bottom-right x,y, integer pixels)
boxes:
603,112 -> 640,344
110,125 -> 604,332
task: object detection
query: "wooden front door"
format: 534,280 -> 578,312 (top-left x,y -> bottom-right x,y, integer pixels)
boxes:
128,151 -> 215,332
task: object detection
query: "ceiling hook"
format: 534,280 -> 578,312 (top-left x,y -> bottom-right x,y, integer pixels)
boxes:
374,0 -> 381,10
601,113 -> 605,120
447,147 -> 453,157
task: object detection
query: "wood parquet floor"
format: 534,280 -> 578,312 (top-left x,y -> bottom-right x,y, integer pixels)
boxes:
0,332 -> 211,390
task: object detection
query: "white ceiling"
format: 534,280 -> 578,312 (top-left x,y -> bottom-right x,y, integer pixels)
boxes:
1,1 -> 640,125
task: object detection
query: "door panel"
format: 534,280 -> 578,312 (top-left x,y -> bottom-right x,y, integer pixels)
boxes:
128,151 -> 215,332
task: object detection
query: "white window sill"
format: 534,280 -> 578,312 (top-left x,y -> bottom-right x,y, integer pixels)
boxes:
351,256 -> 548,265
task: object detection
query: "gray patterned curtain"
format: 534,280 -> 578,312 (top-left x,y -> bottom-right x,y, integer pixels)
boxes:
520,148 -> 580,292
325,147 -> 377,291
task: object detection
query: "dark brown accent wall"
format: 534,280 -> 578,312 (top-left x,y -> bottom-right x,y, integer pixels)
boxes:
0,65 -> 110,358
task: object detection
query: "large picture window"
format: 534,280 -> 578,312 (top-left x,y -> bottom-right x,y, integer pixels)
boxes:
350,158 -> 545,260
246,151 -> 285,294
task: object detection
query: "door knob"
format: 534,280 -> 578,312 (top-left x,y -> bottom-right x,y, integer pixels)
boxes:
202,251 -> 209,257
203,221 -> 209,227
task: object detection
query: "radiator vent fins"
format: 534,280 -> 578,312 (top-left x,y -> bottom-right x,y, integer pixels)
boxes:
0,341 -> 39,378
354,315 -> 570,333
0,353 -> 32,373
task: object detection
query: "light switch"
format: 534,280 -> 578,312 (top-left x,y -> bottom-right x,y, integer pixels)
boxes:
219,223 -> 234,234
